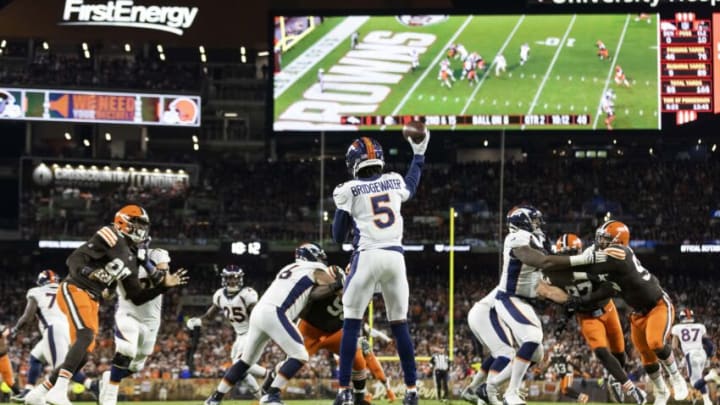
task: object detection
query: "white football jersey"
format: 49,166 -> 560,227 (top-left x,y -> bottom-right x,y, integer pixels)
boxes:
671,322 -> 707,354
117,265 -> 162,322
333,172 -> 410,250
520,44 -> 530,58
257,261 -> 324,321
499,229 -> 543,298
495,55 -> 507,67
27,284 -> 66,330
213,286 -> 258,335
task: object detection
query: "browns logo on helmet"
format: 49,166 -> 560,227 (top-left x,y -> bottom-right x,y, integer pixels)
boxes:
554,233 -> 583,255
595,220 -> 630,249
114,204 -> 150,244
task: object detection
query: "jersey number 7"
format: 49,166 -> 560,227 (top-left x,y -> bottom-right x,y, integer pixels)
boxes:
371,193 -> 395,229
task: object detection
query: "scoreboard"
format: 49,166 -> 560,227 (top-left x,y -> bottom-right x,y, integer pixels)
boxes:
660,13 -> 714,124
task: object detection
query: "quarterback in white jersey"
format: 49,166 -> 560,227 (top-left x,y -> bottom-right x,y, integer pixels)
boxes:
205,251 -> 344,405
494,54 -> 507,76
187,265 -> 266,397
494,206 -> 607,405
672,308 -> 711,405
100,248 -> 189,405
331,134 -> 429,405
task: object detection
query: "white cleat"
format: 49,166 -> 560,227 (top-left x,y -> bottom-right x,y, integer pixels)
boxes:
670,373 -> 689,400
23,386 -> 47,405
44,386 -> 71,405
485,383 -> 503,405
653,383 -> 670,405
98,371 -> 110,400
705,368 -> 720,384
461,386 -> 479,404
502,392 -> 526,405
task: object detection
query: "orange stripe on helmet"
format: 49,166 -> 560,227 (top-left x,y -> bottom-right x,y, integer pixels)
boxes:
361,137 -> 376,159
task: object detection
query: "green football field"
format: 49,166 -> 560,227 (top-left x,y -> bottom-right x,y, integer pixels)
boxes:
274,14 -> 659,131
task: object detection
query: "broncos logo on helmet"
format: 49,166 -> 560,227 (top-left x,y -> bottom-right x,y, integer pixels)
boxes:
295,242 -> 328,265
221,265 -> 244,295
345,137 -> 384,178
554,233 -> 583,255
37,269 -> 59,286
507,205 -> 544,233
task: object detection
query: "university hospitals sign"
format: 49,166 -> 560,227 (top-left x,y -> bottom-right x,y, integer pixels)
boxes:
60,0 -> 199,36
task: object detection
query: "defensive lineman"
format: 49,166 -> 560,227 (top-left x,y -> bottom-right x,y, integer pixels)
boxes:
671,309 -> 710,405
187,266 -> 266,397
332,133 -> 430,405
100,248 -> 188,405
204,254 -> 344,405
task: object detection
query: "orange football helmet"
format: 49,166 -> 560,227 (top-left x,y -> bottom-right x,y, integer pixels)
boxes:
114,204 -> 150,244
595,220 -> 630,249
554,233 -> 583,255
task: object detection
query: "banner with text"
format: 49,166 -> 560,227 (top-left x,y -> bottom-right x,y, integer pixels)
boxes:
0,88 -> 200,127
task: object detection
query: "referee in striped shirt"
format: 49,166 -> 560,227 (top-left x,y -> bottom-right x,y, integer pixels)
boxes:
431,348 -> 451,403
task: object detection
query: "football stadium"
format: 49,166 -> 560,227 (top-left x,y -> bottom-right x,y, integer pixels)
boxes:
0,1 -> 719,405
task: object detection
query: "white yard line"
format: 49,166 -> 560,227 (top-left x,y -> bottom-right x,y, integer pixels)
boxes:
524,14 -> 577,129
389,15 -> 475,117
274,16 -> 369,99
592,14 -> 631,129
460,15 -> 526,115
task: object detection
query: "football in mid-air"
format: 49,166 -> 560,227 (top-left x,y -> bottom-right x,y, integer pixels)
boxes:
402,120 -> 427,144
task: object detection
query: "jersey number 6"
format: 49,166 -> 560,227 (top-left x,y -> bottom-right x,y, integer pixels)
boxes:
370,193 -> 395,229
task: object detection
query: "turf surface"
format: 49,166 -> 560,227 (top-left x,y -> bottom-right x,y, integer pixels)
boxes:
274,14 -> 659,130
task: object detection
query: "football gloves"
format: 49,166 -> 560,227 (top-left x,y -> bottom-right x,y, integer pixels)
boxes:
408,130 -> 431,155
186,317 -> 202,329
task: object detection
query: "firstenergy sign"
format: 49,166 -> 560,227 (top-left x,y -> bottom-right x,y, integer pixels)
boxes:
61,0 -> 199,36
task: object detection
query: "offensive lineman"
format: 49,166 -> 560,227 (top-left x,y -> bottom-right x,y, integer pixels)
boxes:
331,133 -> 430,405
494,54 -> 507,77
100,248 -> 188,405
519,43 -> 530,66
671,308 -> 710,405
204,254 -> 344,405
494,206 -> 608,405
187,265 -> 266,397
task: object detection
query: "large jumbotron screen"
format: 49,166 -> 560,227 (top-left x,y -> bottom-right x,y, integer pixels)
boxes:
272,14 -> 664,131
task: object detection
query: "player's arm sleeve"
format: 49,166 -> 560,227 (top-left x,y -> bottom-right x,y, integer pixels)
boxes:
66,233 -> 111,279
703,336 -> 715,357
402,155 -> 425,201
332,185 -> 353,244
121,273 -> 168,305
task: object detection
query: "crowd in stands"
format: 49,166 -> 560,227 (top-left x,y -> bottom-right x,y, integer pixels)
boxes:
1,259 -> 718,390
22,157 -> 720,246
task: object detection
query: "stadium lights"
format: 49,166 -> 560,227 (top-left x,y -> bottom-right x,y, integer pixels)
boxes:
193,143 -> 199,151
104,132 -> 111,141
257,51 -> 269,57
128,167 -> 135,172
224,112 -> 238,118
42,41 -> 49,50
698,138 -> 702,144
156,44 -> 163,53
159,53 -> 166,61
612,139 -> 617,145
82,42 -> 88,51
240,46 -> 246,55
200,53 -> 207,63
0,40 -> 6,48
649,148 -> 653,155
568,139 -> 572,145
83,50 -> 90,59
103,166 -> 110,171
141,168 -> 148,172
483,139 -> 488,147
713,144 -> 717,152
144,136 -> 150,142
192,135 -> 198,143
64,132 -> 72,140
241,55 -> 247,63
198,45 -> 205,54
323,211 -> 329,222
83,139 -> 90,147
0,49 -> 3,56
124,43 -> 131,52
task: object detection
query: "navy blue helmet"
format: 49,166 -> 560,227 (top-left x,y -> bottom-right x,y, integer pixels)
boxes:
295,242 -> 328,265
345,137 -> 384,178
507,205 -> 544,233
